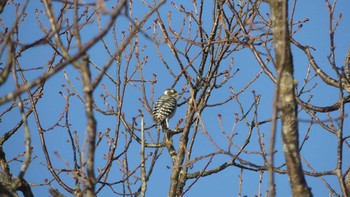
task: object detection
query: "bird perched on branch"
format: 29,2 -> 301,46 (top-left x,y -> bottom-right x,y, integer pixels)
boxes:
152,88 -> 180,130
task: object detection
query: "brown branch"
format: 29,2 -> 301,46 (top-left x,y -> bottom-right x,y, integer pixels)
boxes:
78,55 -> 96,195
269,0 -> 312,196
0,0 -> 128,105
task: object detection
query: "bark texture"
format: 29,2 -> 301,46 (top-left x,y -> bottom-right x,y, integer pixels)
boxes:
270,0 -> 312,196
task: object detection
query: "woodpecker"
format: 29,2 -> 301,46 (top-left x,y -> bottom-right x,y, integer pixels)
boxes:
152,88 -> 180,129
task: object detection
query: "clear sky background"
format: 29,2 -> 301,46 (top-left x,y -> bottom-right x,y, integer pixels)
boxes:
1,0 -> 350,196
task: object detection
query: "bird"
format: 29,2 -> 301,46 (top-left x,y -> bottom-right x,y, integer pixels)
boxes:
152,88 -> 180,130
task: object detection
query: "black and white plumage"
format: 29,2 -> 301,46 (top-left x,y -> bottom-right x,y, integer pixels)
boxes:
152,89 -> 180,129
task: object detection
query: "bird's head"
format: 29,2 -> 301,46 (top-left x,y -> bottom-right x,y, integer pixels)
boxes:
164,88 -> 181,100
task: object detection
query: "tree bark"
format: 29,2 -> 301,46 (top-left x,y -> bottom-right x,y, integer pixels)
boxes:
270,0 -> 312,196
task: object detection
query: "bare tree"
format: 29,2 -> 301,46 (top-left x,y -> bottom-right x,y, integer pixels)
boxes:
0,0 -> 349,196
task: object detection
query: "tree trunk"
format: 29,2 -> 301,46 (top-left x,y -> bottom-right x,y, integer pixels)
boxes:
270,0 -> 312,196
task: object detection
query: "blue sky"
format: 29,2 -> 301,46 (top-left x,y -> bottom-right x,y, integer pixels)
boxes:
1,0 -> 350,196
